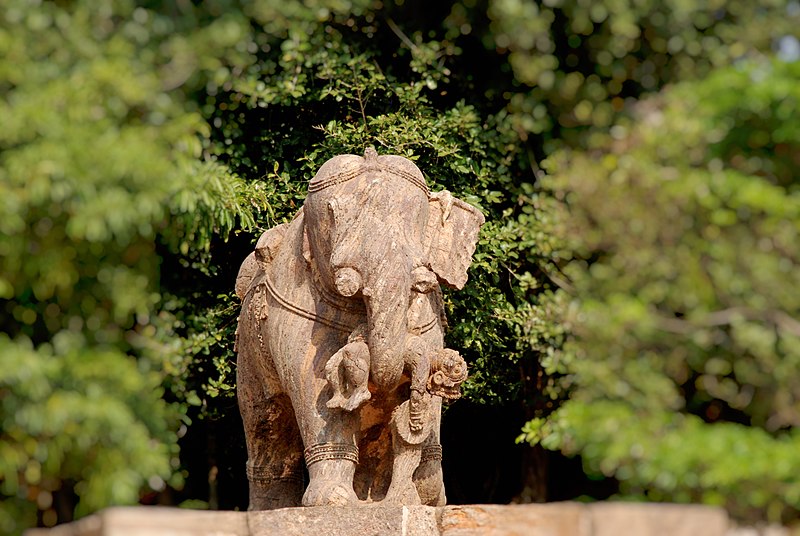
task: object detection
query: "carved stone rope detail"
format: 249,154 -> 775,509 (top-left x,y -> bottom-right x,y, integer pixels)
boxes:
304,443 -> 359,467
262,276 -> 355,333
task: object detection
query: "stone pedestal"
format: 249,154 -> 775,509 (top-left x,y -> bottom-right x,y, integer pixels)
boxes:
27,502 -> 734,536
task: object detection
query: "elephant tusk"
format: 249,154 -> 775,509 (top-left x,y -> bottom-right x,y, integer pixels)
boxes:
334,267 -> 363,297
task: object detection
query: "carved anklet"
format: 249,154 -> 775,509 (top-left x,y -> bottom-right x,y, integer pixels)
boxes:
245,460 -> 304,483
420,444 -> 443,463
303,443 -> 359,467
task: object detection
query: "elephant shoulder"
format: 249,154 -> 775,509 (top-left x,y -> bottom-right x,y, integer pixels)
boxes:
235,223 -> 290,300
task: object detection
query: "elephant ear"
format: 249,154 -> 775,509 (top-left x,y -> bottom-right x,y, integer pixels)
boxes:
423,190 -> 485,290
235,252 -> 259,300
255,222 -> 288,269
235,222 -> 289,300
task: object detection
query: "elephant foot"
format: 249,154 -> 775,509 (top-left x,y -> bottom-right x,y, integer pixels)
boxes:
413,449 -> 446,506
246,461 -> 304,510
383,480 -> 422,505
302,480 -> 359,506
415,480 -> 445,507
303,452 -> 359,507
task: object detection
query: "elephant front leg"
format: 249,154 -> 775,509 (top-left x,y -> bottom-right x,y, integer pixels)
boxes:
384,397 -> 448,506
383,391 -> 434,505
238,390 -> 305,510
383,429 -> 423,505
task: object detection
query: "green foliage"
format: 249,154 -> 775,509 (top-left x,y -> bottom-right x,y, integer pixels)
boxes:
520,58 -> 800,522
520,403 -> 800,520
0,0 -> 269,529
486,0 -> 799,148
0,334 -> 178,532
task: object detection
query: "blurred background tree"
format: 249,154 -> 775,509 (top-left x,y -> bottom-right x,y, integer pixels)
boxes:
519,57 -> 800,523
1,0 -> 798,532
0,0 -> 269,531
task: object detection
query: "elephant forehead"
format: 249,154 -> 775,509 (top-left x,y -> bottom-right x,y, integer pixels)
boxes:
311,153 -> 364,184
373,155 -> 427,186
308,151 -> 428,195
347,180 -> 430,234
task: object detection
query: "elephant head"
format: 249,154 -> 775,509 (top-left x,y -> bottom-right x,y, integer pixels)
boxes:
302,148 -> 484,393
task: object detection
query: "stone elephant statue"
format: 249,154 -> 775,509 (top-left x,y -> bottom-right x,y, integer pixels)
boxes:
234,148 -> 484,509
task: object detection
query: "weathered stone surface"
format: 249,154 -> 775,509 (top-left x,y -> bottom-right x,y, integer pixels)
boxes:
727,525 -> 790,536
248,505 -> 439,536
234,148 -> 484,509
25,507 -> 249,536
28,503 -> 738,536
588,502 -> 729,536
441,503 -> 588,536
439,502 -> 730,536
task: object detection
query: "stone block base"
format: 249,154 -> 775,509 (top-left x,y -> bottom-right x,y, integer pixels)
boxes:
27,502 -> 733,536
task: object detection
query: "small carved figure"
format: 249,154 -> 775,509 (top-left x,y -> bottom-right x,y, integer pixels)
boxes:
325,326 -> 371,411
234,148 -> 484,509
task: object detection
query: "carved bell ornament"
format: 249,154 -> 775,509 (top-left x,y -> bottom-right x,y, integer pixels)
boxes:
234,148 -> 484,508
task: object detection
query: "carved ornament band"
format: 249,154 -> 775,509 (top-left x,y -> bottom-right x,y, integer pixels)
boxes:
420,444 -> 443,463
304,443 -> 359,467
308,162 -> 429,196
245,460 -> 304,483
308,167 -> 367,193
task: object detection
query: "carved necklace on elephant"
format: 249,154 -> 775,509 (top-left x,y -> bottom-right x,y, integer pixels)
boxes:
253,264 -> 441,336
259,274 -> 355,333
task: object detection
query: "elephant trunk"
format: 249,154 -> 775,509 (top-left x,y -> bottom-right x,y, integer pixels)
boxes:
330,217 -> 418,393
363,269 -> 411,393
